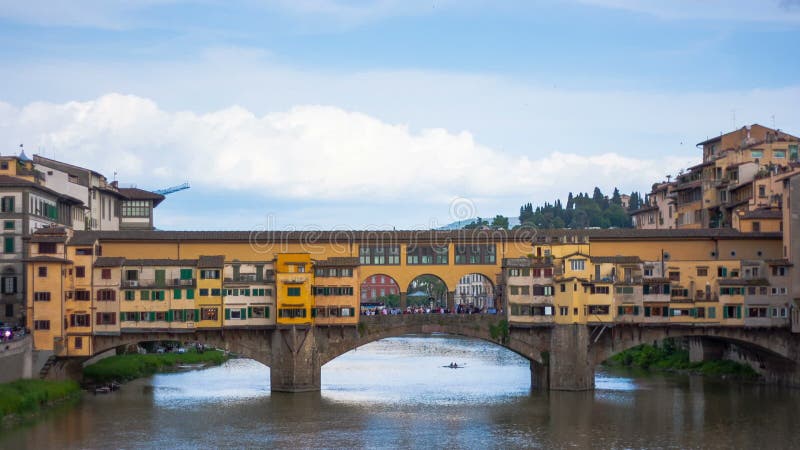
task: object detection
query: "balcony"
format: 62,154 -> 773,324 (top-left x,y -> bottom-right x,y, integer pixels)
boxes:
224,274 -> 276,284
121,278 -> 196,289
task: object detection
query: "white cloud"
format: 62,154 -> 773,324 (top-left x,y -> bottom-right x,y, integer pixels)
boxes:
0,93 -> 687,206
576,0 -> 800,23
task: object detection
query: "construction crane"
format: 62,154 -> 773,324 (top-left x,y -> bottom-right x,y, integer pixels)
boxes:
153,182 -> 190,195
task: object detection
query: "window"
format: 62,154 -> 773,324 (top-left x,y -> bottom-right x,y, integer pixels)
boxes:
97,289 -> 116,301
615,286 -> 634,295
201,307 -> 219,321
454,244 -> 496,265
4,237 -> 15,253
2,276 -> 17,294
723,305 -> 742,319
35,241 -> 57,254
790,144 -> 798,161
96,312 -> 116,325
199,289 -> 208,296
228,308 -> 243,320
717,267 -> 728,277
200,269 -> 220,279
70,314 -> 90,327
593,286 -> 610,295
74,290 -> 90,300
559,306 -> 569,316
772,266 -> 786,276
34,320 -> 50,330
696,267 -> 708,277
141,290 -> 150,300
771,287 -> 788,295
287,287 -> 301,296
101,269 -> 112,279
211,288 -> 221,296
668,271 -> 680,281
752,221 -> 760,232
121,200 -> 151,217
560,284 -> 565,292
125,270 -> 139,281
570,259 -> 586,271
173,289 -> 182,300
278,308 -> 307,318
750,149 -> 763,158
773,150 -> 786,158
124,290 -> 135,301
1,196 -> 15,213
186,289 -> 195,300
75,248 -> 92,255
359,245 -> 401,265
406,245 -> 449,265
587,305 -> 610,315
747,307 -> 768,318
251,306 -> 269,318
75,266 -> 86,278
3,220 -> 14,230
74,337 -> 83,349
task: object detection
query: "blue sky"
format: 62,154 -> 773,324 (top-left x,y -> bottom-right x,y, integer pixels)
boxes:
0,0 -> 799,230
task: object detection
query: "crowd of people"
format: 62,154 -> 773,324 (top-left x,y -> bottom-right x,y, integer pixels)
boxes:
0,324 -> 26,343
360,305 -> 501,316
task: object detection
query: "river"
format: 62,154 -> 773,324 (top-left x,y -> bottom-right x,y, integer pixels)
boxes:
2,334 -> 799,449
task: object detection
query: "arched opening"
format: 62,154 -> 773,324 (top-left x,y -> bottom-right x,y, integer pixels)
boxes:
406,274 -> 448,309
360,274 -> 401,308
455,273 -> 495,312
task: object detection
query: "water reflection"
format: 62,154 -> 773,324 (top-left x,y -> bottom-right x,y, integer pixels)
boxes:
2,335 -> 798,449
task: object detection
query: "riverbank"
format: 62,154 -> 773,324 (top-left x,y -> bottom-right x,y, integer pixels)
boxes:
83,350 -> 230,383
0,379 -> 80,425
604,340 -> 759,379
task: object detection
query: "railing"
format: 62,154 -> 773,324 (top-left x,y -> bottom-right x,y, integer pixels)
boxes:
224,275 -> 276,284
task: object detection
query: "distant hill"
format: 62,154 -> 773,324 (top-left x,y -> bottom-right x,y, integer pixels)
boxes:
437,217 -> 520,230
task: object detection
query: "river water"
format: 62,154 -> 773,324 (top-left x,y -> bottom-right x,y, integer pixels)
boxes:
3,334 -> 799,449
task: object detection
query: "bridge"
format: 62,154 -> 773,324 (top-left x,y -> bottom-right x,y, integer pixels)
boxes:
45,317 -> 800,391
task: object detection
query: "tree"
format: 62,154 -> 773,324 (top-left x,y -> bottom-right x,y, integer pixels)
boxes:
611,188 -> 622,206
463,217 -> 489,229
566,192 -> 574,210
491,215 -> 509,230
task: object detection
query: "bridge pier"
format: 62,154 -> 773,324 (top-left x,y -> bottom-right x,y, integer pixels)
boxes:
530,360 -> 549,389
688,336 -> 724,363
270,326 -> 320,393
548,324 -> 594,391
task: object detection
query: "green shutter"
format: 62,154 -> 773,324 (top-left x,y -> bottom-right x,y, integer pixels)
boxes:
241,308 -> 246,319
4,237 -> 13,253
265,307 -> 270,318
644,306 -> 651,317
180,268 -> 192,280
187,289 -> 195,300
633,306 -> 640,315
311,308 -> 317,318
195,308 -> 201,320
723,307 -> 728,319
662,307 -> 668,317
174,289 -> 181,300
617,306 -> 623,316
225,308 -> 231,320
709,307 -> 716,319
247,307 -> 253,318
149,312 -> 155,322
141,291 -> 149,301
736,305 -> 742,319
691,308 -> 697,318
167,310 -> 173,322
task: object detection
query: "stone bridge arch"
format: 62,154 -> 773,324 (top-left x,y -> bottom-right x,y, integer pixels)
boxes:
589,324 -> 800,385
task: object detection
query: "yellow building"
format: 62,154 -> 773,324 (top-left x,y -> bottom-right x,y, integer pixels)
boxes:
196,256 -> 224,328
275,253 -> 314,325
502,258 -> 556,325
312,257 -> 360,325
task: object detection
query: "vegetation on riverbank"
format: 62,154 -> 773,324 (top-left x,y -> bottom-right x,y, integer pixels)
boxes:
0,379 -> 80,419
604,340 -> 759,379
83,350 -> 229,383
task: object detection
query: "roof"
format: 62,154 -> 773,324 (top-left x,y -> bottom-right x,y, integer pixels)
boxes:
93,257 -> 126,267
30,235 -> 67,243
124,259 -> 198,267
765,259 -> 793,266
590,256 -> 642,264
68,234 -> 98,246
629,205 -> 658,215
740,208 -> 782,220
0,175 -> 83,204
33,154 -> 105,179
315,257 -> 359,267
66,228 -> 783,244
119,188 -> 165,207
198,255 -> 225,268
24,255 -> 71,263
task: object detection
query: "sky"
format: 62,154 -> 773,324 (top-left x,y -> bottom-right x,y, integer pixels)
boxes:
0,0 -> 799,230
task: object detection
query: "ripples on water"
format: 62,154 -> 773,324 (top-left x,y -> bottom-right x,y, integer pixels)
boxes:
3,334 -> 799,449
